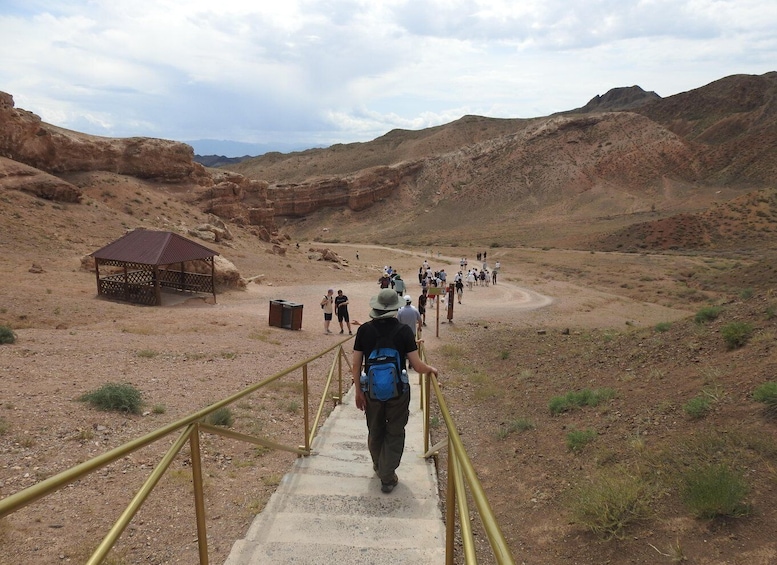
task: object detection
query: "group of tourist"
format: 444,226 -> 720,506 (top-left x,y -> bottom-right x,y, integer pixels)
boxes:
321,255 -> 503,335
312,252 -> 507,497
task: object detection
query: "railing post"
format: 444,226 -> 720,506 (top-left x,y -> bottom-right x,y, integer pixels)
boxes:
337,347 -> 343,405
190,423 -> 209,565
446,435 -> 456,565
302,364 -> 311,453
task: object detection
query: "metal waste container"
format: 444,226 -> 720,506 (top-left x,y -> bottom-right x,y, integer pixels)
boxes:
269,300 -> 303,330
269,299 -> 287,328
283,302 -> 303,330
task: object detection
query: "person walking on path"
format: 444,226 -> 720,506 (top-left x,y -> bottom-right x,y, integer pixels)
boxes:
392,274 -> 406,297
466,270 -> 476,290
320,289 -> 334,334
378,272 -> 391,289
397,295 -> 422,337
352,289 -> 439,493
493,260 -> 501,285
418,289 -> 428,326
455,278 -> 464,304
335,289 -> 352,335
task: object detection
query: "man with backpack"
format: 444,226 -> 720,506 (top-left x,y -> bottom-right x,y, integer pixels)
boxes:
352,289 -> 439,493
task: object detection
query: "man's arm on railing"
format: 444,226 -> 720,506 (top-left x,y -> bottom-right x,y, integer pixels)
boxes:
352,350 -> 367,411
406,350 -> 438,379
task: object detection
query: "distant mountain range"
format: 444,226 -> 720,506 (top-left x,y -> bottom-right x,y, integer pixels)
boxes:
188,139 -> 324,166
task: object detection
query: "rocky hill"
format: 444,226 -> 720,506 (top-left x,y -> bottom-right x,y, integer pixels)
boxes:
222,72 -> 777,249
2,72 -> 776,253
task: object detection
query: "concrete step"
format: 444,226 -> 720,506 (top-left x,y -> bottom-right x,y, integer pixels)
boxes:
224,378 -> 446,565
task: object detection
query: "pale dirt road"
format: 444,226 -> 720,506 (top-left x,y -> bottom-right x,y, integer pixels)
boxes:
221,243 -> 691,353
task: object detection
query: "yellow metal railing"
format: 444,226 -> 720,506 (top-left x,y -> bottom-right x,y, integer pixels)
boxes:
417,341 -> 516,565
0,338 -> 353,565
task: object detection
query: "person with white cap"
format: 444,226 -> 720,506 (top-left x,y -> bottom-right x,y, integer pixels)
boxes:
397,294 -> 422,337
352,289 -> 438,493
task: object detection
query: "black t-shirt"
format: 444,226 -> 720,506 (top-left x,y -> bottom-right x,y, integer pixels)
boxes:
334,295 -> 349,311
353,318 -> 417,370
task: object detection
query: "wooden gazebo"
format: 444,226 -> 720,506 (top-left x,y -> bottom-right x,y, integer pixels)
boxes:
90,229 -> 219,306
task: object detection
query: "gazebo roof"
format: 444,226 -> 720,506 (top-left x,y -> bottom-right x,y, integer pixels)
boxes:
91,229 -> 219,266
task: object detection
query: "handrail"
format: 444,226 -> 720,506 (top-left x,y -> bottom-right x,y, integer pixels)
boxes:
417,340 -> 516,565
0,337 -> 354,564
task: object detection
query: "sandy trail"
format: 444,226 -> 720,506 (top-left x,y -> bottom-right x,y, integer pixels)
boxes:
216,244 -> 688,343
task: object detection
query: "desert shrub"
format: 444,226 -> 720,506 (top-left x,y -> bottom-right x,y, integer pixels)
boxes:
753,382 -> 777,417
79,383 -> 143,414
0,325 -> 16,345
738,288 -> 753,300
654,322 -> 672,333
694,306 -> 722,324
497,418 -> 534,439
0,417 -> 8,435
569,470 -> 651,539
567,428 -> 597,452
682,464 -> 750,519
684,395 -> 711,419
205,407 -> 234,427
549,388 -> 616,415
721,322 -> 753,349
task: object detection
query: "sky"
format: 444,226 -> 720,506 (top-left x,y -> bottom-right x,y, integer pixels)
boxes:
1,1 -> 776,156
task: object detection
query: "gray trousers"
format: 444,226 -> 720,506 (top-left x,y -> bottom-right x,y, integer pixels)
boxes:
365,389 -> 411,483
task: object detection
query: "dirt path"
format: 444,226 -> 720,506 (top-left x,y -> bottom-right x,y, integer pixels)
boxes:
232,243 -> 690,343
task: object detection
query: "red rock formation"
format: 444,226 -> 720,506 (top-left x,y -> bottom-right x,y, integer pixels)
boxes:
0,91 -> 209,183
0,156 -> 82,202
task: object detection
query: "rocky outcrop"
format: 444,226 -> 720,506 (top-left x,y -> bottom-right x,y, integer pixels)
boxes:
268,162 -> 422,217
0,92 -> 209,183
569,86 -> 661,114
0,156 -> 82,202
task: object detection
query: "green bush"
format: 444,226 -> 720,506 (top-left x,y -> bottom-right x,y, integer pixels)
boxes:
654,322 -> 672,333
682,464 -> 750,519
79,383 -> 143,414
205,407 -> 234,427
496,418 -> 534,439
0,325 -> 17,345
684,396 -> 711,419
721,322 -> 753,349
569,471 -> 651,539
695,306 -> 722,324
566,428 -> 597,452
549,388 -> 616,415
753,382 -> 777,417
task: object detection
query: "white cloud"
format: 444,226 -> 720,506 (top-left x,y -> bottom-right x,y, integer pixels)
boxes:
0,0 -> 775,155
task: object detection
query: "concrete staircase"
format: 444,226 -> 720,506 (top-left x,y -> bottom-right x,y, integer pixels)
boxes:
224,378 -> 446,564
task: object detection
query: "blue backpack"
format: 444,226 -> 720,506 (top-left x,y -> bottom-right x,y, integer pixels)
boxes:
365,323 -> 404,401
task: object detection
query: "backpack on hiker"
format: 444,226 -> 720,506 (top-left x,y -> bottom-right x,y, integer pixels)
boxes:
363,324 -> 407,401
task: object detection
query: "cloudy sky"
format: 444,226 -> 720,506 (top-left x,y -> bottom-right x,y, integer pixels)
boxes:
1,1 -> 775,156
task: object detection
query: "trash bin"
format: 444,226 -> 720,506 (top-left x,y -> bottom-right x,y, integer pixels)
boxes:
282,302 -> 303,330
269,300 -> 303,330
269,299 -> 287,328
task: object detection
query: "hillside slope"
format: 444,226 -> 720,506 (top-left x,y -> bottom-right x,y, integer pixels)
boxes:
228,72 -> 777,249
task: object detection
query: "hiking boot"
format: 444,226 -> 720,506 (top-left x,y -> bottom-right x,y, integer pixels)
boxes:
380,474 -> 398,493
339,330 -> 344,334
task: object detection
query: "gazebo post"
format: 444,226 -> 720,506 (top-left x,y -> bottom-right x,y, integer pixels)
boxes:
210,258 -> 217,304
123,264 -> 129,302
94,259 -> 102,296
153,266 -> 162,305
